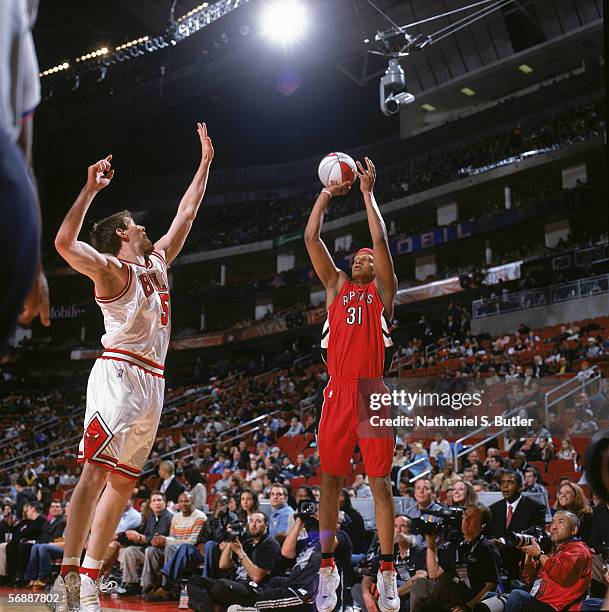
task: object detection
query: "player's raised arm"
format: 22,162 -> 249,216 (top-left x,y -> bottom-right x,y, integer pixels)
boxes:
55,156 -> 122,281
304,182 -> 351,297
154,122 -> 214,264
356,157 -> 398,314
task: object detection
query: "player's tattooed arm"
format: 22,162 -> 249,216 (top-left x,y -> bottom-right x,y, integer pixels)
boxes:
154,122 -> 214,264
356,157 -> 398,314
304,184 -> 350,304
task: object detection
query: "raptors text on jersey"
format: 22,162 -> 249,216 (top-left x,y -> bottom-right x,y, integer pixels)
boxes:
321,280 -> 394,379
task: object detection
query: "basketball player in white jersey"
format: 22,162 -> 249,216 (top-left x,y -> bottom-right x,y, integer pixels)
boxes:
51,123 -> 213,612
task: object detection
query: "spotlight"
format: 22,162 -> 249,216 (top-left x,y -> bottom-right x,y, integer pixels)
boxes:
261,1 -> 307,44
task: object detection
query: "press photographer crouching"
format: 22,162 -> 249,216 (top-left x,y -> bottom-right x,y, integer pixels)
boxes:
476,510 -> 592,612
225,494 -> 351,612
187,512 -> 281,610
410,503 -> 501,612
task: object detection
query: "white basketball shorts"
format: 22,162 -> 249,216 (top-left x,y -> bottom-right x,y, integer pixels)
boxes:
77,354 -> 165,479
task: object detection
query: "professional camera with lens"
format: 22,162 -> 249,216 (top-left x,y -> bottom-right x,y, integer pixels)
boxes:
411,506 -> 464,541
297,498 -> 318,518
502,526 -> 551,552
223,521 -> 246,543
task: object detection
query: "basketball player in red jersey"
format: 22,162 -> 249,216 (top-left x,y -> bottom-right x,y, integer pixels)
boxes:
51,123 -> 213,612
304,157 -> 400,612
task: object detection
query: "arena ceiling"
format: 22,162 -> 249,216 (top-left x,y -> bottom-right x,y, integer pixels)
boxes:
33,0 -> 604,172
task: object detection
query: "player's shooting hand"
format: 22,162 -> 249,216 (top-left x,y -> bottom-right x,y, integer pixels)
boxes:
18,264 -> 50,327
197,122 -> 214,166
355,157 -> 376,193
86,155 -> 114,192
327,180 -> 352,197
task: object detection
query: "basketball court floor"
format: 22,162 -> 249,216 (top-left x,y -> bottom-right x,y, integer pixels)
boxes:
0,587 -> 182,611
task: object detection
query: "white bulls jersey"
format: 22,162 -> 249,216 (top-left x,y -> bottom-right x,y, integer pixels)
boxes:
94,250 -> 170,377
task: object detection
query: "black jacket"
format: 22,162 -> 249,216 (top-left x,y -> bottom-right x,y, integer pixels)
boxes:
139,509 -> 173,545
37,516 -> 66,543
486,495 -> 546,582
162,477 -> 186,504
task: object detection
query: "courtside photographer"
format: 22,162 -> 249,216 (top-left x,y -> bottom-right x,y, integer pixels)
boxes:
475,510 -> 592,612
410,503 -> 501,612
226,490 -> 352,611
187,511 -> 280,610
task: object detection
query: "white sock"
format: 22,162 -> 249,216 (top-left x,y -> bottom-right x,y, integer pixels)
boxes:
62,556 -> 80,566
81,556 -> 103,569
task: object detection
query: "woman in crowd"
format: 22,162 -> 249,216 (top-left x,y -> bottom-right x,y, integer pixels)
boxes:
557,438 -> 578,463
184,466 -> 207,511
451,480 -> 478,507
236,488 -> 259,524
553,481 -> 593,545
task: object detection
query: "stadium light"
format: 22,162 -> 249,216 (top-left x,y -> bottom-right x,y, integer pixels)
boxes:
260,1 -> 307,44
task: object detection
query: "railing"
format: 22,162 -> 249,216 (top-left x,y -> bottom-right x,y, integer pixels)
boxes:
452,406 -> 527,471
395,456 -> 431,487
425,337 -> 454,363
472,274 -> 609,319
544,366 -> 602,422
218,410 -> 280,442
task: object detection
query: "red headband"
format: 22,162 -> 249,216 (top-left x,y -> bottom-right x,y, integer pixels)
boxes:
356,248 -> 374,257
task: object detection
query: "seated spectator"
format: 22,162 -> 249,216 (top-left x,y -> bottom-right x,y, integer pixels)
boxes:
409,443 -> 432,478
289,453 -> 311,479
483,455 -> 504,483
202,495 -> 239,579
184,467 -> 207,511
553,481 -> 593,546
429,432 -> 451,465
144,492 -> 206,602
557,438 -> 578,464
432,460 -> 461,493
214,467 -> 233,494
284,416 -> 304,437
404,478 -> 444,547
523,468 -> 547,496
354,515 -> 427,612
235,489 -> 259,525
268,484 -> 295,542
486,470 -> 546,584
117,491 -> 173,596
338,488 -> 368,558
2,502 -> 47,586
410,503 -> 500,611
496,511 -> 592,611
452,480 -> 477,508
23,501 -> 68,588
187,512 -> 280,610
158,460 -> 186,504
353,475 -> 373,499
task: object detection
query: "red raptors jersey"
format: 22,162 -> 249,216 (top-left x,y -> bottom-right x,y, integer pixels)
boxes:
321,280 -> 394,379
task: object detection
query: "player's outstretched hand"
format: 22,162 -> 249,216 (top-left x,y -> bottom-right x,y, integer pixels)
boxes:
86,155 -> 114,192
356,156 -> 376,193
327,180 -> 352,197
197,122 -> 214,166
17,264 -> 50,327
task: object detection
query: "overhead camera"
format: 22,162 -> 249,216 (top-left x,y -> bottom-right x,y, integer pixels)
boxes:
380,58 -> 415,116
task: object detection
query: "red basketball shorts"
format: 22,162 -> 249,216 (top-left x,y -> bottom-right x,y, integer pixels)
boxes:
316,376 -> 395,478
